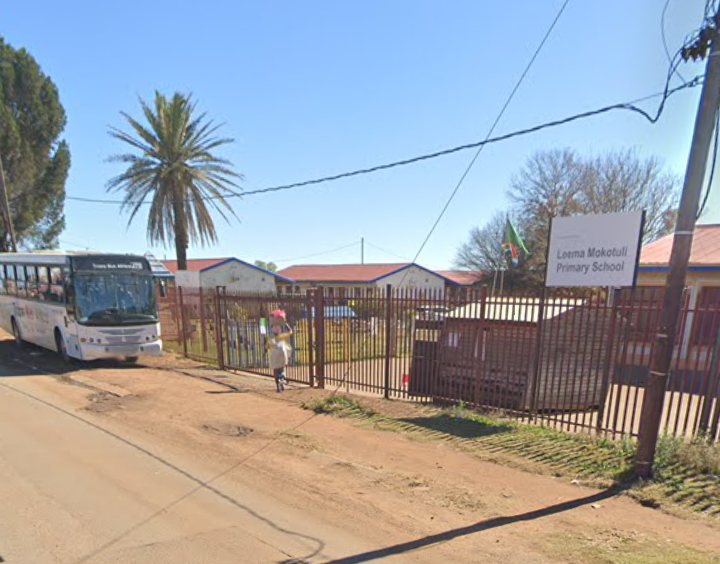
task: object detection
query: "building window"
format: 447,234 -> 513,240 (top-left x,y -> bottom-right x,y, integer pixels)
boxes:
294,286 -> 301,294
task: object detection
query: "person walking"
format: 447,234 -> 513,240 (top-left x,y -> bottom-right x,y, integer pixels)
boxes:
266,309 -> 292,392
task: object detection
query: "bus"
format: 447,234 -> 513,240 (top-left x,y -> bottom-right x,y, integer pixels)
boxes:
0,252 -> 162,362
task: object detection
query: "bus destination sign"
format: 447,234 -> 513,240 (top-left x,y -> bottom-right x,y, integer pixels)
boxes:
72,256 -> 149,273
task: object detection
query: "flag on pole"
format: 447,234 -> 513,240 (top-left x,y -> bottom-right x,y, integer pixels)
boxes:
501,217 -> 529,266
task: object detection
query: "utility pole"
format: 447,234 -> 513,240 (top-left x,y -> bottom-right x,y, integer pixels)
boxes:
635,15 -> 720,478
361,237 -> 364,265
0,149 -> 17,252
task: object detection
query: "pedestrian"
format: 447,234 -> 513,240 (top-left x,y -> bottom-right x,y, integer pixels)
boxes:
266,309 -> 292,392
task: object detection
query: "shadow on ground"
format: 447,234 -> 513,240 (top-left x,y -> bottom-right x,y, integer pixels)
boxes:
0,337 -> 146,378
398,414 -> 514,439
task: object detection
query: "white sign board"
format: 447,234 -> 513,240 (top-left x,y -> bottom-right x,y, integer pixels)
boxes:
545,211 -> 644,288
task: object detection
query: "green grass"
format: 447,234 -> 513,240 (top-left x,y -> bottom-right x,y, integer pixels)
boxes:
303,395 -> 378,418
545,531 -> 720,564
301,395 -> 720,518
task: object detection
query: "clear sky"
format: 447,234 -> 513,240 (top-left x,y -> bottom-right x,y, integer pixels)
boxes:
2,0 -> 714,270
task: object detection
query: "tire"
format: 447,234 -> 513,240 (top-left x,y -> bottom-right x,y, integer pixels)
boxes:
11,319 -> 23,350
55,330 -> 71,364
124,356 -> 140,364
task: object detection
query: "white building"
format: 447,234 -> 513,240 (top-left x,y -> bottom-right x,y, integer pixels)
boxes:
162,257 -> 292,293
275,263 -> 456,296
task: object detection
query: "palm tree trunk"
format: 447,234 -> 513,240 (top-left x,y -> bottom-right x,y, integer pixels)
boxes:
175,234 -> 188,271
172,186 -> 189,271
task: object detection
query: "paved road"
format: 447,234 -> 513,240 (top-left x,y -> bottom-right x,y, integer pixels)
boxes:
0,355 -> 405,564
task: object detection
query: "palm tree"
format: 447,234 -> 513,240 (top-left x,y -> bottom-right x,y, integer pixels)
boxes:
107,92 -> 241,270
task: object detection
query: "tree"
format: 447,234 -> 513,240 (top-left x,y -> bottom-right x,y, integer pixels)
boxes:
107,92 -> 240,270
254,260 -> 278,272
454,212 -> 540,291
509,149 -> 679,257
0,36 -> 70,251
455,149 -> 681,291
454,212 -> 506,273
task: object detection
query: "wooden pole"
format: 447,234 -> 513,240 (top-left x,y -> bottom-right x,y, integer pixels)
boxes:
636,18 -> 720,477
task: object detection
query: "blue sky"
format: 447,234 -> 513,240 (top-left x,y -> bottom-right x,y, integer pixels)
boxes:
2,0 -> 713,269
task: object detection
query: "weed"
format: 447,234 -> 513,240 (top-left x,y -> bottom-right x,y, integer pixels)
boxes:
303,395 -> 377,418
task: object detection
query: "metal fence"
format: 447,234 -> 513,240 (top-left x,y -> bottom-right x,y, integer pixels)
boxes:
159,284 -> 720,443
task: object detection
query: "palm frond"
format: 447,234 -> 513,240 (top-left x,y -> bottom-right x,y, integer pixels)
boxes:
107,91 -> 241,258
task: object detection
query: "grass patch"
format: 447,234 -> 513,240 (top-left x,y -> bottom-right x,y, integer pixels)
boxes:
303,395 -> 378,418
301,393 -> 720,518
546,530 -> 720,564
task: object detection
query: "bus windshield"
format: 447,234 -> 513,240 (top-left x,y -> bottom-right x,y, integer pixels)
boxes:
75,273 -> 157,326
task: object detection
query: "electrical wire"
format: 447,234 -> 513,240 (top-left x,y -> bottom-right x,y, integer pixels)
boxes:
273,240 -> 361,263
663,0 -> 689,84
364,241 -> 412,262
65,78 -> 701,209
398,0 -> 571,284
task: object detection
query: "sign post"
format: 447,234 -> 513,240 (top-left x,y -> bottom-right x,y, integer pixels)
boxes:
545,211 -> 644,288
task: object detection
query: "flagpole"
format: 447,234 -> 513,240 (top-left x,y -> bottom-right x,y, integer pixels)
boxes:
491,269 -> 498,298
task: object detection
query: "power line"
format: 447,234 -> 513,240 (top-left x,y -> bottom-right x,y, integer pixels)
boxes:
662,0 -> 689,84
273,240 -> 360,263
400,0 -> 572,281
364,241 -> 412,262
58,238 -> 92,250
65,78 -> 701,209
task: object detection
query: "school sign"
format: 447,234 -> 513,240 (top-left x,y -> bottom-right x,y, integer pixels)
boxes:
545,211 -> 644,288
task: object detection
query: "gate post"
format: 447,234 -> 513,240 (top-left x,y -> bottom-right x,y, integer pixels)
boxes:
597,288 -> 620,432
314,287 -> 326,389
214,286 -> 225,370
384,284 -> 392,399
199,286 -> 208,353
528,287 -> 546,420
178,286 -> 188,357
473,286 -> 487,406
307,290 -> 316,388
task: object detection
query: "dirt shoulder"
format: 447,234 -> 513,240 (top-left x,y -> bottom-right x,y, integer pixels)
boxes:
5,337 -> 720,564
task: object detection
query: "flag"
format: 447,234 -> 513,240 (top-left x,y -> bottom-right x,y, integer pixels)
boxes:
501,218 -> 529,266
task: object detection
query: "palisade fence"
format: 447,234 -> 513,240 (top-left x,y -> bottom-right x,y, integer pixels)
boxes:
157,284 -> 720,443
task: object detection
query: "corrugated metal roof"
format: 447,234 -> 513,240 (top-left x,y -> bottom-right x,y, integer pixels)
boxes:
640,224 -> 720,267
449,298 -> 584,323
145,253 -> 174,279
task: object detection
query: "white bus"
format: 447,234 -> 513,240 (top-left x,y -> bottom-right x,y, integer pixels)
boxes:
0,252 -> 162,362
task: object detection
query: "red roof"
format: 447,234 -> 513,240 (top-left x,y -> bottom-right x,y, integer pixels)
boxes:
435,270 -> 484,286
161,258 -> 229,275
277,263 -> 411,283
640,224 -> 720,266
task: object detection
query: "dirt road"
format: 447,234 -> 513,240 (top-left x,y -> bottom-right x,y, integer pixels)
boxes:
1,334 -> 719,564
0,354 -> 409,563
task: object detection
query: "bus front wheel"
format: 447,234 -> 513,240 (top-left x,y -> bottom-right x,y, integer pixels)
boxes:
11,319 -> 23,350
55,330 -> 71,364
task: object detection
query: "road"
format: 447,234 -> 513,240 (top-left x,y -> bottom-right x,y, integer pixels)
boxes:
0,355 -> 406,564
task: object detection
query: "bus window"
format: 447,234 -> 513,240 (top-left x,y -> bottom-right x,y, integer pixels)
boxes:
15,266 -> 26,297
38,266 -> 50,301
5,265 -> 16,296
50,267 -> 65,303
0,265 -> 5,296
26,266 -> 39,299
